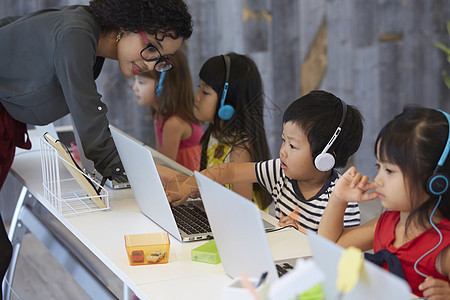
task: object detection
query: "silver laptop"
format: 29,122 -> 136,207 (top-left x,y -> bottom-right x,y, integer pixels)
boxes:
307,231 -> 411,300
195,171 -> 306,283
110,127 -> 213,242
73,124 -> 130,189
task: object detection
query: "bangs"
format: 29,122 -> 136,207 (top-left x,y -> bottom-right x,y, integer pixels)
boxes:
198,56 -> 226,95
376,122 -> 416,173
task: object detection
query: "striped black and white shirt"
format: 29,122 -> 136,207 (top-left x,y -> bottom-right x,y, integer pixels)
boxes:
255,158 -> 360,232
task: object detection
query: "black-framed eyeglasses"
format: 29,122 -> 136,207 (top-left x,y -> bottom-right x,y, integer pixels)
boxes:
139,31 -> 173,72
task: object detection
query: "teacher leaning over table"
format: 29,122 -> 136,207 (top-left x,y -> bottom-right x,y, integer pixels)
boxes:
0,0 -> 193,288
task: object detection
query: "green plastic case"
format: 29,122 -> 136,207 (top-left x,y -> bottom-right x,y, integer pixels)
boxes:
191,240 -> 221,264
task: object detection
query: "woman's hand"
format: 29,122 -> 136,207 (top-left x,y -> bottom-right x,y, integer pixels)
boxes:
419,276 -> 450,300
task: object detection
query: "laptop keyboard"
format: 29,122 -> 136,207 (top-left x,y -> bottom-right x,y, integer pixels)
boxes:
113,173 -> 129,183
172,203 -> 211,234
276,262 -> 294,277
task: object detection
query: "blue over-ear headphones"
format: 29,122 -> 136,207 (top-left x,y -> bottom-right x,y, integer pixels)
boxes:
155,71 -> 166,98
217,55 -> 235,120
425,109 -> 450,196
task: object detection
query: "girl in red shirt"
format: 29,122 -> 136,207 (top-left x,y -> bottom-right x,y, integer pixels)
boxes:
319,106 -> 450,299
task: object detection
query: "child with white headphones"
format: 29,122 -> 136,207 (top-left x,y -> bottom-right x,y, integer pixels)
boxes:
166,90 -> 364,233
318,106 -> 450,298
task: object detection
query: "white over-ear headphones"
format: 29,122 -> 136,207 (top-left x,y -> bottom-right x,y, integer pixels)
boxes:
314,99 -> 347,172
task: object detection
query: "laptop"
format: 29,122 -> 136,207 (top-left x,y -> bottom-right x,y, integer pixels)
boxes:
73,124 -> 130,189
195,171 -> 308,283
110,126 -> 213,242
307,231 -> 412,300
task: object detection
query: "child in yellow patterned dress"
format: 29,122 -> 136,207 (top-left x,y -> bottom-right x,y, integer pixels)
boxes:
193,53 -> 272,210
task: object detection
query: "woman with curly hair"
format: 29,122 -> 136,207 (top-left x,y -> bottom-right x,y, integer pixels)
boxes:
0,0 -> 192,282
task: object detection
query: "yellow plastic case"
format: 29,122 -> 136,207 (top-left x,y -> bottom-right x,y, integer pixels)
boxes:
124,232 -> 170,265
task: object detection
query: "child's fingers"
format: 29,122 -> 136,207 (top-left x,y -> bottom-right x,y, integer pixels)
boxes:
362,181 -> 377,191
419,276 -> 450,299
278,217 -> 288,226
278,215 -> 294,227
358,175 -> 370,187
278,215 -> 290,222
349,172 -> 362,188
166,192 -> 186,206
360,191 -> 379,202
170,198 -> 186,206
166,191 -> 179,202
343,167 -> 375,191
351,173 -> 377,194
190,190 -> 201,199
357,176 -> 377,193
340,167 -> 356,184
343,166 -> 357,177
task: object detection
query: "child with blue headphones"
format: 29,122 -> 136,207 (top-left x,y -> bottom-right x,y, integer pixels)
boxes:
165,90 -> 364,232
318,106 -> 450,298
192,53 -> 272,210
133,50 -> 203,171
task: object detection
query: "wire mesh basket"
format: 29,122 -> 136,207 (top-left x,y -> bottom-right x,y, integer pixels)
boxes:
40,136 -> 109,215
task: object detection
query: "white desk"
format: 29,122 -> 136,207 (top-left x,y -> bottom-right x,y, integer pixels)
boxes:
4,130 -> 311,300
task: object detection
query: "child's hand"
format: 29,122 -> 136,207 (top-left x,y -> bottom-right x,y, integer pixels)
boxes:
278,215 -> 295,227
278,216 -> 306,234
166,186 -> 200,206
164,175 -> 200,206
332,166 -> 378,204
419,276 -> 450,300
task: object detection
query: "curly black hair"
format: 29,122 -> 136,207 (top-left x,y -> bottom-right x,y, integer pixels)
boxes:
88,0 -> 193,40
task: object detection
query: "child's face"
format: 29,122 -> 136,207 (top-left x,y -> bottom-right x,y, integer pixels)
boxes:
194,80 -> 218,123
373,161 -> 413,212
279,121 -> 317,180
133,75 -> 159,107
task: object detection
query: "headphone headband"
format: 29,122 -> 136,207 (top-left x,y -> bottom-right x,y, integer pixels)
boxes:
223,55 -> 231,87
155,71 -> 166,97
321,99 -> 347,155
314,98 -> 347,172
437,109 -> 450,168
220,55 -> 231,108
425,109 -> 450,195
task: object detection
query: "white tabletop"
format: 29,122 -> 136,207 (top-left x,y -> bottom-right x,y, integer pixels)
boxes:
11,130 -> 311,300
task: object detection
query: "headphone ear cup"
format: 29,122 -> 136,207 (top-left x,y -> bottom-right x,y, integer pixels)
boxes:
218,104 -> 235,120
426,172 -> 449,196
314,153 -> 335,172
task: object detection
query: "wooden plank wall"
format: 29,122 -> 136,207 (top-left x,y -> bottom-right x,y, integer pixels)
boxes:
1,0 -> 449,216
